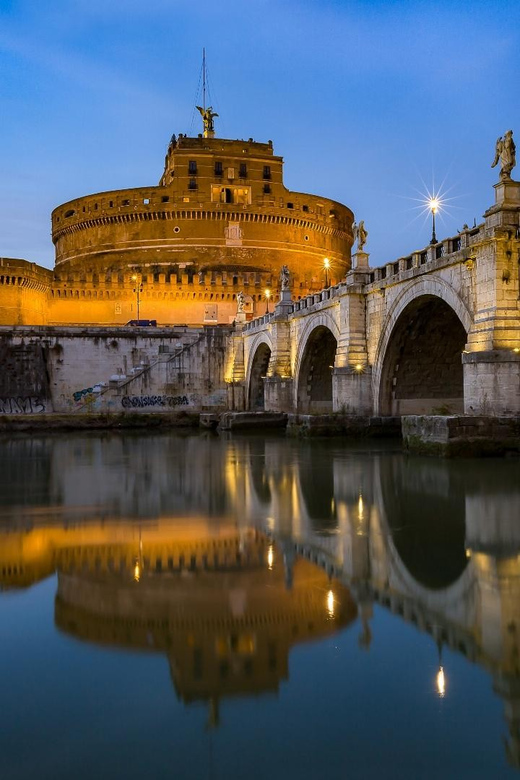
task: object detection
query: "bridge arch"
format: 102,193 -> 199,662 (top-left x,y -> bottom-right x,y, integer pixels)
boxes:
374,278 -> 472,416
295,316 -> 339,413
247,335 -> 273,411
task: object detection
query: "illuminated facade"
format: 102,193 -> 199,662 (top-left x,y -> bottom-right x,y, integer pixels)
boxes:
0,123 -> 354,327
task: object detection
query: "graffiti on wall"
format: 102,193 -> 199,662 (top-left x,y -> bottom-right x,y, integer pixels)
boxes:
73,387 -> 94,402
121,395 -> 190,409
0,396 -> 47,414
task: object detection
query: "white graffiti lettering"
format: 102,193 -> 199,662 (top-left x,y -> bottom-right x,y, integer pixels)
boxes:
0,397 -> 46,414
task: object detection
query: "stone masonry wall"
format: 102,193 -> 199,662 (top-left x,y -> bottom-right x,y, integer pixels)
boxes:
0,326 -> 230,414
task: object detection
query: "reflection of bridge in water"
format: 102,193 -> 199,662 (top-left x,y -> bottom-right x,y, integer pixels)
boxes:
1,434 -> 520,762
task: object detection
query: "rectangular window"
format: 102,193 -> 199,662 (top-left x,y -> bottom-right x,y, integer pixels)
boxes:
188,160 -> 197,175
263,184 -> 271,194
239,163 -> 247,178
214,161 -> 223,176
188,178 -> 197,190
263,165 -> 271,180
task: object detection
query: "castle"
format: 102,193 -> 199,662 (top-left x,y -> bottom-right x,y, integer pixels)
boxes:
0,113 -> 354,327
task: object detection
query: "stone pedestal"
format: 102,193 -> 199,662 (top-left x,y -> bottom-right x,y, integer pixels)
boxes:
274,288 -> 293,319
484,179 -> 520,229
264,376 -> 294,413
495,179 -> 520,206
352,251 -> 369,270
235,311 -> 246,324
332,366 -> 373,415
463,350 -> 520,415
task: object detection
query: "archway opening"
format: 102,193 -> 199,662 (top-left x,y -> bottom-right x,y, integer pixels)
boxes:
379,295 -> 467,416
297,326 -> 337,413
248,343 -> 271,410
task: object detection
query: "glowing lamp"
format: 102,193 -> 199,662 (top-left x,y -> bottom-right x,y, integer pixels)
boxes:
323,257 -> 330,288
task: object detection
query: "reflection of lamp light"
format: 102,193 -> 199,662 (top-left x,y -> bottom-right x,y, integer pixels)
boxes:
265,288 -> 271,313
267,545 -> 274,570
323,257 -> 330,288
133,528 -> 143,582
358,494 -> 364,519
327,589 -> 335,618
436,641 -> 446,698
436,666 -> 446,698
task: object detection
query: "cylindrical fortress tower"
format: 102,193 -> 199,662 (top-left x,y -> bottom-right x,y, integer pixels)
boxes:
50,132 -> 354,325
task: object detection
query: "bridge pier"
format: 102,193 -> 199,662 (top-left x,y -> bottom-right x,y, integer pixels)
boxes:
463,350 -> 520,415
333,267 -> 372,414
264,376 -> 294,412
464,178 -> 520,414
332,366 -> 373,414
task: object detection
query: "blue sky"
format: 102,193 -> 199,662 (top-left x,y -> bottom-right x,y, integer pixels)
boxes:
1,0 -> 519,269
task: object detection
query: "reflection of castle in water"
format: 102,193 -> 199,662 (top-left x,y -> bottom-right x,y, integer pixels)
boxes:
54,528 -> 356,721
1,434 -> 520,760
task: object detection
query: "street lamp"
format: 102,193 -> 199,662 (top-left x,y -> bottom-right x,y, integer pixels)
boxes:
132,274 -> 143,321
429,198 -> 439,244
265,288 -> 271,314
323,257 -> 330,288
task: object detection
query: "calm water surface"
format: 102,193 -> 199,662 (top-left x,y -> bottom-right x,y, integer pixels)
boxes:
1,432 -> 520,779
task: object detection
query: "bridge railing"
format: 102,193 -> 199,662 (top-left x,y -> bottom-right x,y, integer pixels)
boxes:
242,311 -> 276,333
366,223 -> 484,286
292,281 -> 345,313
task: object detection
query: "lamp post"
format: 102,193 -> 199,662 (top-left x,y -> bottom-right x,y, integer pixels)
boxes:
323,257 -> 330,288
265,288 -> 271,314
429,198 -> 439,244
132,275 -> 143,321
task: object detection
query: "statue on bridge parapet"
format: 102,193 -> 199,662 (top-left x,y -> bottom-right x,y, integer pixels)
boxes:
352,220 -> 368,251
280,265 -> 290,291
491,130 -> 516,180
236,290 -> 245,314
278,265 -> 292,305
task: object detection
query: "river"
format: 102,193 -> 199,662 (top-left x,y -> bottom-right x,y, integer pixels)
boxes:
1,432 -> 519,779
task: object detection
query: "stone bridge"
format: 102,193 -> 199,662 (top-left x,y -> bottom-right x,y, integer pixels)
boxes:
227,177 -> 520,417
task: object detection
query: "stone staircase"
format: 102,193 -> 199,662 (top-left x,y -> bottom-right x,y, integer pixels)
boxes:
72,331 -> 204,413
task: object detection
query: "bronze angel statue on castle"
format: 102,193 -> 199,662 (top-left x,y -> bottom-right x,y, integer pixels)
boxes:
196,106 -> 218,135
